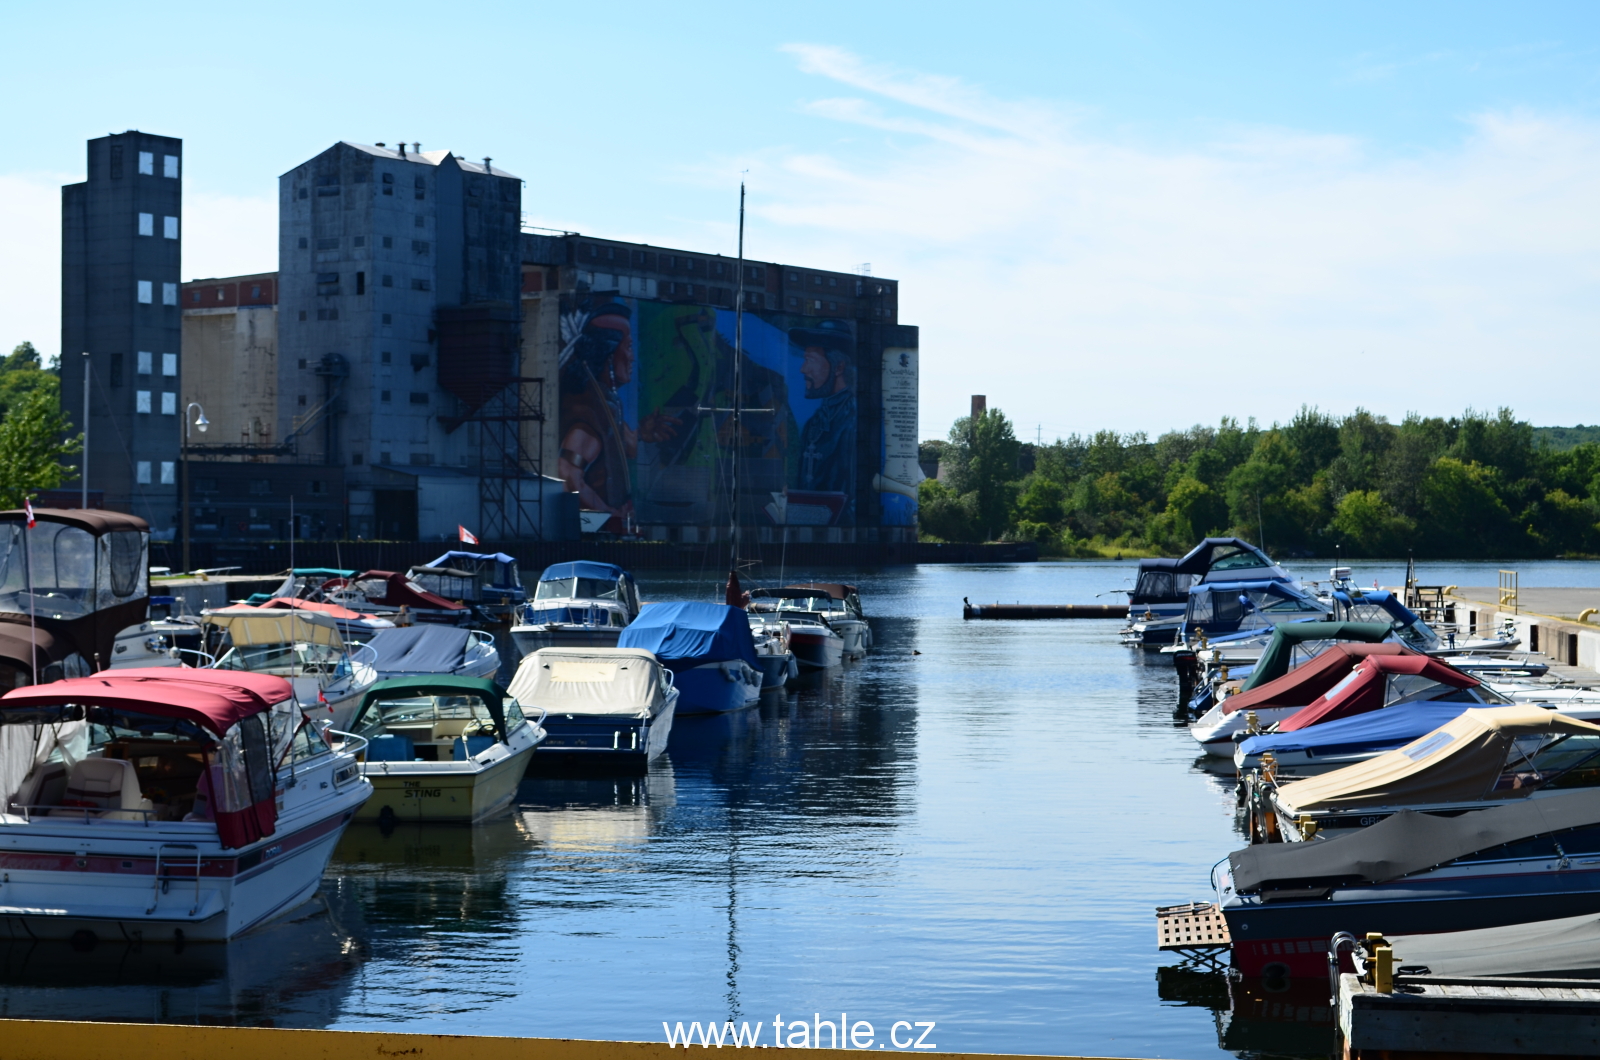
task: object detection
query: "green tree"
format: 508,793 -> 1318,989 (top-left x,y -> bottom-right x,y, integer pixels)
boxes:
1329,490 -> 1414,557
1420,457 -> 1520,556
916,478 -> 978,542
962,408 -> 1022,540
0,342 -> 59,421
0,387 -> 81,509
1154,476 -> 1227,549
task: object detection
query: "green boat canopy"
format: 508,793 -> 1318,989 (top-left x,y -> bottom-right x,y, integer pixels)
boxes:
350,676 -> 511,739
1240,621 -> 1394,692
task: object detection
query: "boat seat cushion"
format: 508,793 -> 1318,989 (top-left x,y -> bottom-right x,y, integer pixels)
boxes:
56,758 -> 154,818
367,733 -> 415,762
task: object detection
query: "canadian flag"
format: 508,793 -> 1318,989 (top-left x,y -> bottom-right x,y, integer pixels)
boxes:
23,498 -> 34,529
459,525 -> 478,545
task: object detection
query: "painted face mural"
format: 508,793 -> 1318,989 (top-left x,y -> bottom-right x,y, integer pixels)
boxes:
557,293 -> 870,528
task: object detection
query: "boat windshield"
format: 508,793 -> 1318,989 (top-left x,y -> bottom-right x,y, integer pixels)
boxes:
771,596 -> 844,614
213,641 -> 347,677
1493,733 -> 1600,793
537,577 -> 622,601
0,522 -> 147,619
353,693 -> 525,761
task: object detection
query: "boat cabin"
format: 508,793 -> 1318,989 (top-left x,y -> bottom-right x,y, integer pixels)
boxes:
522,561 -> 640,626
1171,537 -> 1294,585
0,508 -> 150,684
748,586 -> 857,621
1181,579 -> 1328,637
411,552 -> 525,606
349,677 -> 525,764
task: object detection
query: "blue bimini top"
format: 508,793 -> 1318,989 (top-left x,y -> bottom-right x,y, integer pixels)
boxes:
1237,701 -> 1471,759
539,560 -> 627,583
617,601 -> 759,669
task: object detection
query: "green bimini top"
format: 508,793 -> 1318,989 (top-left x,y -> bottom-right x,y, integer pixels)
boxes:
351,676 -> 510,738
1241,621 -> 1393,692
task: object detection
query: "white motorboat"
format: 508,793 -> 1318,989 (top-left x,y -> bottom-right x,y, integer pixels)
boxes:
747,587 -> 857,668
201,609 -> 377,728
0,668 -> 370,941
747,613 -> 799,690
111,617 -> 208,669
509,561 -> 641,658
510,647 -> 677,770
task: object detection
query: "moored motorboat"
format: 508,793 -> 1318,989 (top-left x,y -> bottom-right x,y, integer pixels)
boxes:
746,588 -> 844,669
1217,786 -> 1600,977
617,602 -> 762,715
509,647 -> 677,770
408,551 -> 527,623
321,571 -> 471,625
201,609 -> 376,726
337,676 -> 542,823
0,668 -> 370,941
238,596 -> 395,642
747,614 -> 799,690
509,561 -> 641,658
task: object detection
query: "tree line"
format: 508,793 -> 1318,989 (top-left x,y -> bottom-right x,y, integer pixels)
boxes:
918,405 -> 1600,558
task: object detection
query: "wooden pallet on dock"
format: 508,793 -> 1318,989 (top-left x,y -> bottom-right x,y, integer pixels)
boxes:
1156,900 -> 1232,957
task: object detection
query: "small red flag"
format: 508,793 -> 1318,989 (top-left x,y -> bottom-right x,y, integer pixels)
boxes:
459,525 -> 479,545
23,499 -> 34,529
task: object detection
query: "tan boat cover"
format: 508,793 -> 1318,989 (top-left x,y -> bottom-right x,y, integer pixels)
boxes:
1276,706 -> 1600,813
508,647 -> 668,718
202,608 -> 344,648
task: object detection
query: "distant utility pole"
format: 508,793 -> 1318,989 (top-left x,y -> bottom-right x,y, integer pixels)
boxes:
1036,425 -> 1042,446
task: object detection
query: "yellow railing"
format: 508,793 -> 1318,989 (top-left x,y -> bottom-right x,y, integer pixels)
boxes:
1498,569 -> 1519,614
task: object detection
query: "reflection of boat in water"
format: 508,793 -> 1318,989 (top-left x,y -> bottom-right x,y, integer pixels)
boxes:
517,764 -> 676,851
1156,966 -> 1336,1057
0,894 -> 362,1025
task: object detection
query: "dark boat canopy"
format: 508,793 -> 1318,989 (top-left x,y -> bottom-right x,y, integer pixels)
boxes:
0,508 -> 149,535
540,561 -> 627,582
425,551 -> 520,587
1229,788 -> 1600,893
1130,558 -> 1195,605
365,626 -> 479,673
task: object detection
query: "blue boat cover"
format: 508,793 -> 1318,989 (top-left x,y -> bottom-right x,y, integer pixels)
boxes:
1334,590 -> 1423,627
366,625 -> 472,673
540,560 -> 627,583
618,601 -> 758,668
1237,702 -> 1470,758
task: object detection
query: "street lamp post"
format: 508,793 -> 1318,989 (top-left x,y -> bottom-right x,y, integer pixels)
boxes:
182,402 -> 209,574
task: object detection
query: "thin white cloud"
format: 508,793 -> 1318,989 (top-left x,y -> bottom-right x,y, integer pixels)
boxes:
755,46 -> 1600,436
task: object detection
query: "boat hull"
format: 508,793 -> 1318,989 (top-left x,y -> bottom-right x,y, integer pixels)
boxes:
510,626 -> 622,658
754,652 -> 797,690
531,700 -> 676,772
358,741 -> 537,824
670,662 -> 762,715
789,630 -> 844,670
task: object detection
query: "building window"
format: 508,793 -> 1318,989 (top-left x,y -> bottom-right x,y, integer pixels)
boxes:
788,297 -> 798,307
414,176 -> 425,200
136,460 -> 152,484
381,351 -> 392,364
382,236 -> 393,248
109,353 -> 123,388
381,390 -> 392,403
317,238 -> 339,250
316,308 -> 339,321
298,394 -> 307,406
414,215 -> 424,228
352,453 -> 364,465
788,272 -> 799,281
412,240 -> 429,254
298,358 -> 307,369
136,351 -> 153,375
138,213 -> 153,236
409,453 -> 432,466
197,478 -> 217,493
163,283 -> 177,305
812,276 -> 822,286
379,450 -> 392,464
161,392 -> 176,415
382,173 -> 394,195
382,275 -> 393,287
828,277 -> 838,287
191,290 -> 201,303
164,216 -> 178,239
249,480 -> 271,496
299,237 -> 308,249
827,301 -> 837,311
298,310 -> 307,321
135,391 -> 151,414
409,392 -> 428,405
163,353 -> 177,376
215,287 -> 225,301
813,299 -> 822,309
411,278 -> 431,291
137,281 -> 153,304
298,188 -> 308,200
310,480 -> 326,495
160,461 -> 176,485
163,155 -> 179,179
356,271 -> 365,295
138,151 -> 154,176
251,284 -> 261,299
382,313 -> 392,325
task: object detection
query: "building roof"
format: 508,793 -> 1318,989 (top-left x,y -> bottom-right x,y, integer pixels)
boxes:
339,142 -> 519,179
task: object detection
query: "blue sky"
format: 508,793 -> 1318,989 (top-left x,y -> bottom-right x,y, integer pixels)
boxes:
4,1 -> 1599,440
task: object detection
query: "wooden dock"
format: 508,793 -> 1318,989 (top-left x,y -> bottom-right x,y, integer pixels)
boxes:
1338,971 -> 1600,1058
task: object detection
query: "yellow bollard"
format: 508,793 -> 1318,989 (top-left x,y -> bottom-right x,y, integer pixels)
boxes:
1373,943 -> 1394,993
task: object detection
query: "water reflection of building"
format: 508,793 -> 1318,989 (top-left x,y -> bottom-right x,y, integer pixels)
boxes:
0,897 -> 360,1025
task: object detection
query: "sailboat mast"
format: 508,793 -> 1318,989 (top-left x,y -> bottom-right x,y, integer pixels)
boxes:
732,182 -> 745,572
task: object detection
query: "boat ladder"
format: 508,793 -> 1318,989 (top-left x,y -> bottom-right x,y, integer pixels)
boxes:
149,842 -> 203,916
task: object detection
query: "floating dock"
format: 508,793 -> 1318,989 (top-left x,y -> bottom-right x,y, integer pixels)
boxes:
1338,971 -> 1600,1058
962,602 -> 1128,619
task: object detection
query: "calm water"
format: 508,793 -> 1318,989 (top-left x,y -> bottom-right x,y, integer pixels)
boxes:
3,558 -> 1598,1057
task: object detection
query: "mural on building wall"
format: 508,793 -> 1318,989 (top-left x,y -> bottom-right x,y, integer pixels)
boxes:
556,292 -> 866,529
